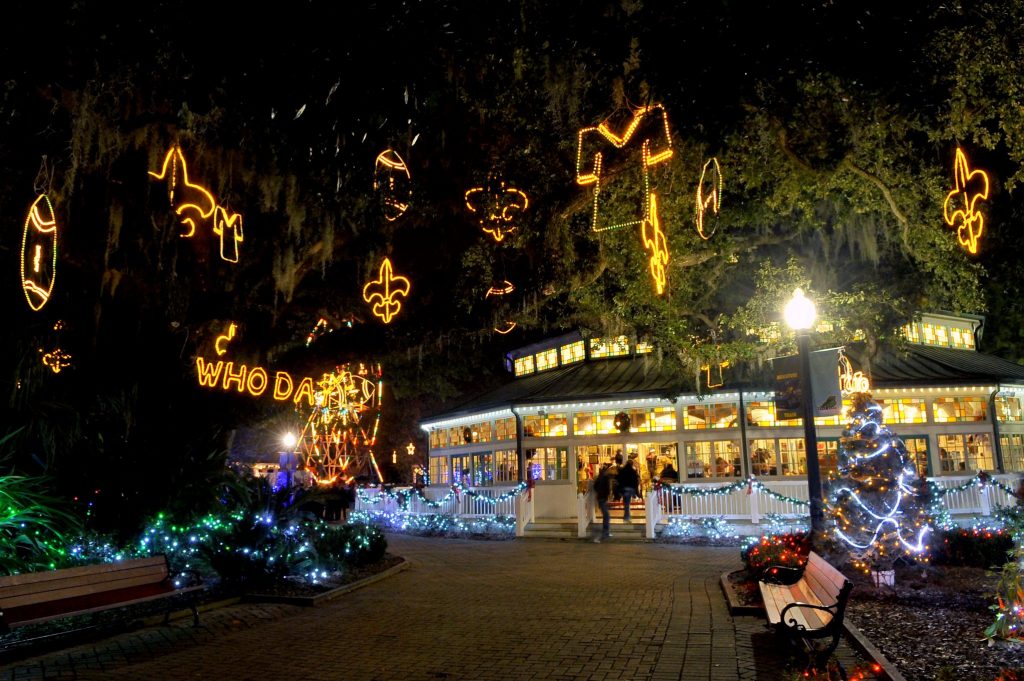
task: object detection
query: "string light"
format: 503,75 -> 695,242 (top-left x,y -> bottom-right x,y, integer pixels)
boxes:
374,150 -> 412,222
838,349 -> 870,394
305,318 -> 332,347
494,322 -> 517,334
20,194 -> 58,311
695,157 -> 722,240
363,257 -> 411,324
149,146 -> 244,263
701,360 -> 731,389
641,193 -> 669,295
215,322 -> 237,356
575,104 -> 673,233
42,348 -> 72,374
942,146 -> 990,255
464,176 -> 529,242
195,357 -> 340,405
485,281 -> 515,297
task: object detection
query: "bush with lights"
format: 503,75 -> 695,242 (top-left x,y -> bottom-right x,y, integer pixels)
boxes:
740,532 -> 810,576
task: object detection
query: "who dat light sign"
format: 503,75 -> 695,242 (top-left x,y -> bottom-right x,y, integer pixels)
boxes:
195,357 -> 321,406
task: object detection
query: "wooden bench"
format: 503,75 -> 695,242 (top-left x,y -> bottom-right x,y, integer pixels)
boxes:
0,555 -> 203,635
759,551 -> 852,663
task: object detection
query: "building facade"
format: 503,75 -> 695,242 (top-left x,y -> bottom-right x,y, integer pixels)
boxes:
420,315 -> 1024,524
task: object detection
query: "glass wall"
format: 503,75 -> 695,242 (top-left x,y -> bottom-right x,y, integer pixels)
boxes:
937,433 -> 994,472
428,456 -> 450,485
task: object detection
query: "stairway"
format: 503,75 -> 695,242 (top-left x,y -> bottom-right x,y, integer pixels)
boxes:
522,519 -> 579,539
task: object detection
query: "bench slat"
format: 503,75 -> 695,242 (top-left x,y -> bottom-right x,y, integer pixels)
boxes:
0,557 -> 167,587
0,565 -> 169,609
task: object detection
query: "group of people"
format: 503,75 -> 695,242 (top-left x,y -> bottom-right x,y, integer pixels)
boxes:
591,453 -> 643,543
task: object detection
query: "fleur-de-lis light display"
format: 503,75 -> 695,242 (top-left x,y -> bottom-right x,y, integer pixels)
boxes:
575,104 -> 674,294
374,150 -> 412,222
942,147 -> 990,255
20,194 -> 59,311
149,146 -> 245,263
363,257 -> 411,324
42,348 -> 72,374
695,157 -> 723,240
464,175 -> 529,242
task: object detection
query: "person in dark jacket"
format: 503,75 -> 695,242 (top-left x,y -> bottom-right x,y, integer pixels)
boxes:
617,459 -> 640,522
592,464 -> 613,542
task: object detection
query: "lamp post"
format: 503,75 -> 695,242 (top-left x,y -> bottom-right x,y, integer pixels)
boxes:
784,288 -> 825,542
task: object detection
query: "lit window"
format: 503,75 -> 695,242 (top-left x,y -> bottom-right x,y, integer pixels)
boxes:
495,417 -> 516,440
777,438 -> 806,477
749,439 -> 778,476
903,437 -> 930,476
523,413 -> 568,437
879,398 -> 928,424
938,433 -> 994,473
428,456 -> 450,485
746,401 -> 800,427
535,348 -> 558,372
560,341 -> 585,365
932,397 -> 987,423
903,324 -> 920,343
494,450 -> 519,483
528,447 -> 568,481
636,341 -> 654,354
589,336 -> 630,358
922,323 -> 936,345
1001,434 -> 1024,472
997,396 -> 1024,423
514,355 -> 535,376
684,440 -> 740,479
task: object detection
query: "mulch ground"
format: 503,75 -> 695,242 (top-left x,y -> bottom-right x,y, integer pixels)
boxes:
731,564 -> 1024,681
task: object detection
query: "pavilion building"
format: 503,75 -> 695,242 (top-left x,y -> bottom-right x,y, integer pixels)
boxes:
419,312 -> 1024,532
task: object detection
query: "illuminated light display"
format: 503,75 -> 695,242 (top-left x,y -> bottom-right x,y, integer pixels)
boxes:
575,104 -> 673,233
215,323 -> 237,356
695,157 -> 723,240
305,318 -> 331,347
149,146 -> 244,263
464,176 -> 529,242
640,193 -> 669,295
838,351 -> 871,394
701,360 -> 731,389
195,357 -> 329,406
213,207 -> 244,263
494,322 -> 517,334
373,150 -> 412,222
293,364 -> 385,482
485,281 -> 515,297
942,147 -> 990,255
42,348 -> 72,374
20,194 -> 59,312
363,257 -> 411,324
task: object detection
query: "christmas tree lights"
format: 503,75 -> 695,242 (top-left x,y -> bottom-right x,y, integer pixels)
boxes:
20,194 -> 59,311
942,146 -> 990,255
827,393 -> 933,573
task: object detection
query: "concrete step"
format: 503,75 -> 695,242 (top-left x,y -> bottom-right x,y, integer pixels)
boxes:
522,521 -> 579,539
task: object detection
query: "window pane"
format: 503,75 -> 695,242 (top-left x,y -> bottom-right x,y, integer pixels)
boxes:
750,439 -> 778,476
560,341 -> 585,365
536,348 -> 558,372
473,453 -> 494,486
494,450 -> 519,483
997,396 -> 1023,423
933,397 -> 987,423
685,404 -> 709,430
684,441 -> 711,478
937,434 -> 965,473
903,437 -> 929,477
428,456 -> 450,485
778,438 -> 806,477
1002,434 -> 1024,472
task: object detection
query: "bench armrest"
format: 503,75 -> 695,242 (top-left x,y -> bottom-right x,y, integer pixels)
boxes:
760,564 -> 803,585
171,568 -> 204,589
779,600 -> 838,630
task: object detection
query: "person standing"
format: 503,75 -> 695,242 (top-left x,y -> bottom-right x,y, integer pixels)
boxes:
592,464 -> 613,542
618,459 -> 640,523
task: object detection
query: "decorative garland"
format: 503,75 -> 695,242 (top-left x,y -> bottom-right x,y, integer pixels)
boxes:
357,482 -> 528,511
658,477 -> 811,507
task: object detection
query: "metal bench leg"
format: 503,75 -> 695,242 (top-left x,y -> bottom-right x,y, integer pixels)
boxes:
191,603 -> 200,627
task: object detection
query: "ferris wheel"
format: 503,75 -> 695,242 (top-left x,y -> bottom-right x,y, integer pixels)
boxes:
295,363 -> 384,483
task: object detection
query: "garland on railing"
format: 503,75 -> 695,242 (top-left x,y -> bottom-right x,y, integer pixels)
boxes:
926,472 -> 1023,499
658,477 -> 810,507
356,482 -> 528,511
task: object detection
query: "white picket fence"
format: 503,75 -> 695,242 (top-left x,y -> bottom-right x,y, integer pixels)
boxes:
357,474 -> 1022,538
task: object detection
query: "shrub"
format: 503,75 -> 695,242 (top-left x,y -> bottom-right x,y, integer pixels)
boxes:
311,522 -> 387,568
930,527 -> 1013,568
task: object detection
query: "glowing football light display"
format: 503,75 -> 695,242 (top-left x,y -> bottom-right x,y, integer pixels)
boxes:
485,281 -> 515,297
641,193 -> 669,295
494,322 -> 517,334
695,157 -> 723,240
363,257 -> 411,324
943,147 -> 990,255
294,364 -> 385,482
215,323 -> 237,356
149,146 -> 244,263
373,150 -> 412,221
20,194 -> 58,311
575,104 -> 673,233
464,176 -> 529,242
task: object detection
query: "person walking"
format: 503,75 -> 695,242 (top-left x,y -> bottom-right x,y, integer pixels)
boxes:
592,464 -> 614,542
618,458 -> 640,523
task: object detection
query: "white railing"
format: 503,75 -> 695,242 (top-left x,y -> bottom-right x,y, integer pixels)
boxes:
356,474 -> 1024,537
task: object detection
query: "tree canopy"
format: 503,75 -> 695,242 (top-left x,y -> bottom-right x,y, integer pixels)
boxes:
3,0 -> 1023,531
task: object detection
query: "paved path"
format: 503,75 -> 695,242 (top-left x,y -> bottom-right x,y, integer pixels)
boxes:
1,535 -> 872,680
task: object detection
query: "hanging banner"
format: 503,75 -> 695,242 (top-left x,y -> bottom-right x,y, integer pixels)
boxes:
773,347 -> 842,420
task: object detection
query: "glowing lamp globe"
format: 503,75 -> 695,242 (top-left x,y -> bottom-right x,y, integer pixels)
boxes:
784,288 -> 816,331
282,433 -> 297,449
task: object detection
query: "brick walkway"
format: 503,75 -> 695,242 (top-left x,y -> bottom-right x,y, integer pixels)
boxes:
1,535 -> 873,680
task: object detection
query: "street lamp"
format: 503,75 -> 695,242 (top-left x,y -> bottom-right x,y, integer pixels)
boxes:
784,288 -> 825,542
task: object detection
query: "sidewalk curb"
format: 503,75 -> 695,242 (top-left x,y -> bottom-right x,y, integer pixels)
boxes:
243,557 -> 410,607
720,571 -> 762,615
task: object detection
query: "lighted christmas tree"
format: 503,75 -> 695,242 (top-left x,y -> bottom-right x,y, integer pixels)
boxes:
827,393 -> 933,575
